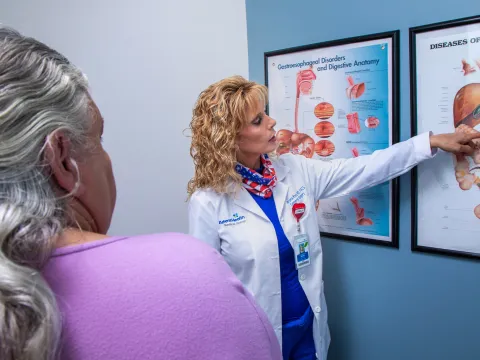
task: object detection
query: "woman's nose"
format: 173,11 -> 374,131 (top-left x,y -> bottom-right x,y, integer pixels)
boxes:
268,116 -> 276,129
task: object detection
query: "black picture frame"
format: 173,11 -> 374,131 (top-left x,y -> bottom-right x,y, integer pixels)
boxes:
410,15 -> 480,260
264,30 -> 400,248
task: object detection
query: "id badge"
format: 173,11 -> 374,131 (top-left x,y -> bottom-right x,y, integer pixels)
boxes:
293,233 -> 310,269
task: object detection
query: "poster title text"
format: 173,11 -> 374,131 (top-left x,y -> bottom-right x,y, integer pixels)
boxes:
276,55 -> 381,72
430,36 -> 480,49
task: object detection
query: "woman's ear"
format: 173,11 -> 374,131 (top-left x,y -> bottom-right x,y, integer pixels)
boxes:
43,131 -> 80,194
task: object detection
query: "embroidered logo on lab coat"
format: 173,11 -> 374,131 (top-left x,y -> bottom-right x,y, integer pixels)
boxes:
286,186 -> 306,206
219,213 -> 246,226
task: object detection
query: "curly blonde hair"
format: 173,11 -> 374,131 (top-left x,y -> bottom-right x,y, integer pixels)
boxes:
187,75 -> 268,197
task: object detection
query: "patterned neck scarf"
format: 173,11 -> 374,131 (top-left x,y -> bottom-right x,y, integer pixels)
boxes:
235,154 -> 277,198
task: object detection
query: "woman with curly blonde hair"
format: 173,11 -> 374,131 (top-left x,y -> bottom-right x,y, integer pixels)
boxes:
187,75 -> 479,360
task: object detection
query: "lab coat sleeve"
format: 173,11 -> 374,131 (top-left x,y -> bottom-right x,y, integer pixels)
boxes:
188,191 -> 221,252
301,132 -> 436,200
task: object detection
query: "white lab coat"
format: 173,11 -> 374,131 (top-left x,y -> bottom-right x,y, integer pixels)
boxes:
188,132 -> 435,359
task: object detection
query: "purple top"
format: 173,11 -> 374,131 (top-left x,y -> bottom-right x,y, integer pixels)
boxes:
42,233 -> 281,360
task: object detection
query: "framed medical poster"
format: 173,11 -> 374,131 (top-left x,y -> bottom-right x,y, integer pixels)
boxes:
410,15 -> 480,260
265,30 -> 400,247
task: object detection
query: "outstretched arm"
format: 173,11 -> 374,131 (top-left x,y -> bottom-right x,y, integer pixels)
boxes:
299,131 -> 480,200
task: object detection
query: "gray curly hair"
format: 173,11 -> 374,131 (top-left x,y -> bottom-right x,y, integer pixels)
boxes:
0,27 -> 91,359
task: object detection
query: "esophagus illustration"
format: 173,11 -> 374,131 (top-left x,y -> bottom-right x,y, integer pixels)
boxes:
276,66 -> 316,158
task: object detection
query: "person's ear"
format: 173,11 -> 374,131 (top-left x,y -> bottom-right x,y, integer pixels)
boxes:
43,131 -> 82,194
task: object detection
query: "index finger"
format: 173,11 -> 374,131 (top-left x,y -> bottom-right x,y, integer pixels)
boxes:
465,132 -> 480,141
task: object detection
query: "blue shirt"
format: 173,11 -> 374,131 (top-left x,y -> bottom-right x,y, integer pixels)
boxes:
247,164 -> 316,359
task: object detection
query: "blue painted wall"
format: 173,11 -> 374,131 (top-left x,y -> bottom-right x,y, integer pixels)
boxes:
245,1 -> 480,359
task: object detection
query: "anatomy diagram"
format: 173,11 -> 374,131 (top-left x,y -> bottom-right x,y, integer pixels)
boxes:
452,82 -> 480,219
346,75 -> 365,99
351,147 -> 359,157
314,120 -> 335,138
347,112 -> 361,134
277,66 -> 316,158
314,102 -> 334,119
276,129 -> 315,158
313,103 -> 336,156
365,116 -> 380,129
345,76 -> 381,133
461,58 -> 480,76
350,197 -> 373,226
315,140 -> 335,157
462,59 -> 476,75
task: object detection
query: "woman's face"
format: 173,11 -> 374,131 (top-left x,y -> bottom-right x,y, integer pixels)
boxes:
236,102 -> 277,167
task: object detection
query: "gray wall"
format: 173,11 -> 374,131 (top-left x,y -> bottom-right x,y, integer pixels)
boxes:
1,0 -> 249,235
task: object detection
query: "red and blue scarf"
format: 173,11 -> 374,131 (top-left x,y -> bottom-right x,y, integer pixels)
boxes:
235,154 -> 277,198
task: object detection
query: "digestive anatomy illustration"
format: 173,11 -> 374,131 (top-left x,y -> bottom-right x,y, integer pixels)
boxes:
276,66 -> 316,158
462,59 -> 477,76
475,204 -> 480,219
365,116 -> 380,129
351,147 -> 359,157
314,120 -> 335,138
346,75 -> 365,99
452,83 -> 480,219
294,66 -> 316,135
314,140 -> 335,157
347,112 -> 361,134
314,102 -> 334,120
350,197 -> 373,226
276,129 -> 315,158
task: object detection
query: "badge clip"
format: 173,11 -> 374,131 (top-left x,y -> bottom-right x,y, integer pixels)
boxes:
292,203 -> 306,233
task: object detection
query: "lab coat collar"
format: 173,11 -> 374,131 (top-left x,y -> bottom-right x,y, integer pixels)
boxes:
271,156 -> 291,217
233,187 -> 269,222
271,156 -> 290,181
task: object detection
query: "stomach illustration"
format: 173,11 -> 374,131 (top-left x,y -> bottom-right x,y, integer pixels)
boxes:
276,129 -> 315,158
452,82 -> 480,219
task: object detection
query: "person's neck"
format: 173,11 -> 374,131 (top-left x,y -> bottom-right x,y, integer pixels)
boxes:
55,198 -> 109,248
237,153 -> 262,170
67,198 -> 99,232
56,228 -> 110,248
